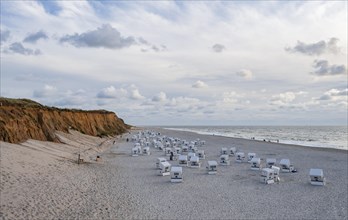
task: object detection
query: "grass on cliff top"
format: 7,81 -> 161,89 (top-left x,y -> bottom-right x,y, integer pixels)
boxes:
0,97 -> 112,114
0,97 -> 42,108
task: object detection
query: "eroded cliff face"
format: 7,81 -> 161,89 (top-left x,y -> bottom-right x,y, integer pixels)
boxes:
0,98 -> 130,143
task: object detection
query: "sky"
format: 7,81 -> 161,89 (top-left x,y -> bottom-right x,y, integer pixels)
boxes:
0,1 -> 347,126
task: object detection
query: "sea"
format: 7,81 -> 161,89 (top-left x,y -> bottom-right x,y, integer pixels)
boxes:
161,126 -> 348,151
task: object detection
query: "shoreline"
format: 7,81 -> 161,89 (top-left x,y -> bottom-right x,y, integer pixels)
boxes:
159,126 -> 348,152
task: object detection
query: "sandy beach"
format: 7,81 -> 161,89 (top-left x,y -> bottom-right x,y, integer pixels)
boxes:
1,128 -> 347,219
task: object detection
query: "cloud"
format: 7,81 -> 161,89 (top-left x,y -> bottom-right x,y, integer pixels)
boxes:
192,80 -> 207,88
33,85 -> 57,98
312,60 -> 347,76
7,42 -> 41,55
97,86 -> 128,99
152,91 -> 167,102
318,88 -> 348,101
212,43 -> 225,53
222,91 -> 242,104
285,38 -> 341,56
60,24 -> 138,49
130,89 -> 145,100
54,92 -> 86,106
1,29 -> 10,42
236,69 -> 253,80
23,30 -> 49,44
269,91 -> 306,106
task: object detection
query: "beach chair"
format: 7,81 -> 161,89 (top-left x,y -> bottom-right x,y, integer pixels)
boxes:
131,147 -> 139,157
279,159 -> 294,172
250,157 -> 261,170
271,166 -> 280,182
206,161 -> 218,174
158,161 -> 171,176
247,153 -> 256,163
221,148 -> 228,155
178,155 -> 188,166
189,156 -> 201,168
171,167 -> 183,183
229,147 -> 237,156
260,168 -> 275,184
156,157 -> 167,169
142,147 -> 150,155
165,147 -> 172,156
182,145 -> 189,153
235,152 -> 245,163
197,150 -> 205,160
174,147 -> 182,155
309,169 -> 325,186
157,142 -> 164,151
219,154 -> 230,165
191,146 -> 198,153
187,152 -> 196,161
266,158 -> 276,168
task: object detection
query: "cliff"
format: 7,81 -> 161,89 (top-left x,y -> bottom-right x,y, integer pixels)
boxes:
0,97 -> 130,143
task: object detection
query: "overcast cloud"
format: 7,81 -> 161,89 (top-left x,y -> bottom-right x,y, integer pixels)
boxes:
23,30 -> 48,44
1,1 -> 347,125
285,38 -> 341,56
312,60 -> 347,76
1,29 -> 10,42
212,44 -> 225,53
60,24 -> 138,49
7,42 -> 41,55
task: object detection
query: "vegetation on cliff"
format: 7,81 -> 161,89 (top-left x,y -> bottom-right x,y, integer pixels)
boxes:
0,97 -> 130,143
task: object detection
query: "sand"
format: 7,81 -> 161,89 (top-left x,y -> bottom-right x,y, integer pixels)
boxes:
1,128 -> 347,219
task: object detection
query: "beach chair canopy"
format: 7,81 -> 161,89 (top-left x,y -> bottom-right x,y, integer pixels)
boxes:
208,161 -> 218,166
266,158 -> 276,164
190,156 -> 200,162
178,155 -> 188,161
220,154 -> 229,160
280,159 -> 290,166
171,166 -> 182,173
309,169 -> 324,177
251,157 -> 261,164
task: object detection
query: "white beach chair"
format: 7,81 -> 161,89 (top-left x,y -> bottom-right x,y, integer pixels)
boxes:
229,147 -> 237,156
156,157 -> 167,169
197,150 -> 205,160
171,166 -> 183,183
279,159 -> 294,172
271,166 -> 280,182
221,147 -> 228,155
158,161 -> 171,176
219,154 -> 230,165
191,146 -> 198,153
309,169 -> 325,186
142,147 -> 150,155
266,158 -> 277,168
189,156 -> 201,168
178,155 -> 188,166
174,147 -> 182,155
131,147 -> 140,157
206,160 -> 218,174
250,157 -> 261,170
187,152 -> 196,161
247,153 -> 256,163
182,145 -> 189,153
165,147 -> 172,156
260,168 -> 275,184
235,152 -> 245,163
157,142 -> 164,151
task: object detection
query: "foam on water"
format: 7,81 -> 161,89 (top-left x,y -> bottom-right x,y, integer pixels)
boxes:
162,126 -> 348,150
